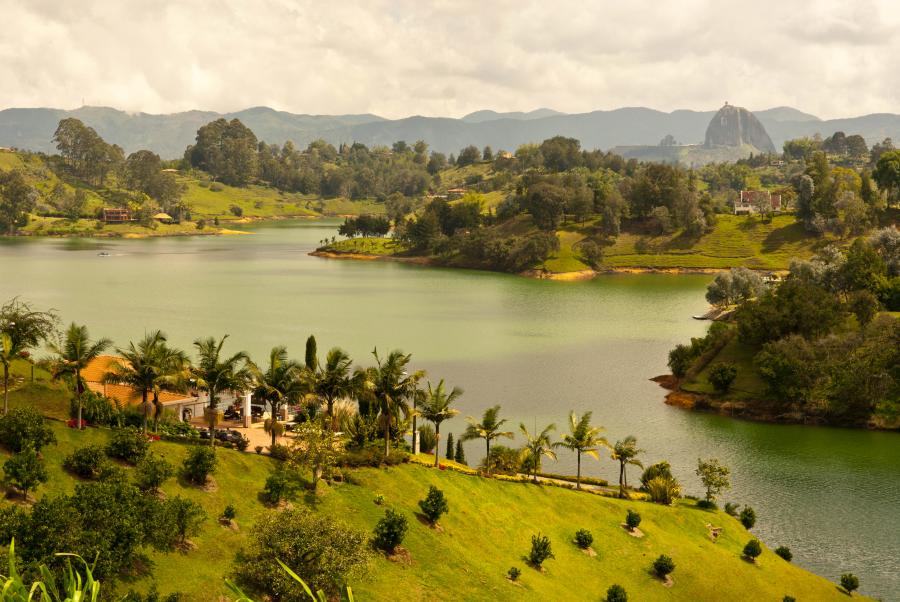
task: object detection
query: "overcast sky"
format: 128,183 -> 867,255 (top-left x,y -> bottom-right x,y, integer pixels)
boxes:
1,0 -> 898,119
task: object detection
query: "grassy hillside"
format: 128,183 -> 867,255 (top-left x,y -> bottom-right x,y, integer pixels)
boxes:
4,367 -> 863,601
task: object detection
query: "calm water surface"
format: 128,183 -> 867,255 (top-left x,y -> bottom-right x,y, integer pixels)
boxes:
2,220 -> 898,599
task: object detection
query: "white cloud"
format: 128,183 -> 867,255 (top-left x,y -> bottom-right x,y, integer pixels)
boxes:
0,0 -> 898,119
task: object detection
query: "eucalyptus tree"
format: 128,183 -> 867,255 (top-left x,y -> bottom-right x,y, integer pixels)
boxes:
558,411 -> 608,489
304,346 -> 355,431
611,435 -> 644,498
418,380 -> 462,466
519,422 -> 558,483
49,323 -> 111,430
104,331 -> 186,433
0,298 -> 58,414
192,335 -> 252,446
362,348 -> 424,458
252,346 -> 302,447
461,405 -> 513,475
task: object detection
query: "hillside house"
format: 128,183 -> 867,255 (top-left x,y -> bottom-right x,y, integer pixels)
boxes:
101,208 -> 132,223
734,190 -> 782,215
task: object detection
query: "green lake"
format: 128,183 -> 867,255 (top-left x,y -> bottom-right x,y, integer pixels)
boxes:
1,219 -> 898,599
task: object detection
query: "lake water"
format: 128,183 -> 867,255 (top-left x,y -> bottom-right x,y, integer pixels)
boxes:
2,219 -> 898,599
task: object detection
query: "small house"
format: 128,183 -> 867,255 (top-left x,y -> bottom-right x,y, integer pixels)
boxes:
153,212 -> 174,224
734,190 -> 782,215
101,208 -> 132,223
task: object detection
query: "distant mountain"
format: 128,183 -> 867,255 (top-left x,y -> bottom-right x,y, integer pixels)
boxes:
704,104 -> 776,153
1,104 -> 899,159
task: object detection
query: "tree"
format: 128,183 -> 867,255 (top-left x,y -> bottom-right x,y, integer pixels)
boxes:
456,145 -> 480,167
558,411 -> 608,489
192,335 -> 251,446
743,539 -> 762,561
134,453 -> 174,492
708,362 -> 738,393
418,485 -> 449,524
182,446 -> 217,485
417,380 -> 461,467
610,436 -> 643,498
873,150 -> 900,205
652,555 -> 675,578
162,496 -> 206,546
4,447 -> 48,499
519,422 -> 558,482
696,458 -> 731,504
306,346 -> 354,431
461,405 -> 513,475
289,419 -> 340,491
186,118 -> 259,186
840,573 -> 859,594
49,323 -> 111,430
0,298 -> 58,414
527,533 -> 554,568
455,439 -> 466,465
361,349 -> 424,458
605,584 -> 628,602
445,432 -> 454,460
252,346 -> 302,447
105,331 -> 186,433
372,508 -> 408,553
0,170 -> 37,234
0,407 -> 56,452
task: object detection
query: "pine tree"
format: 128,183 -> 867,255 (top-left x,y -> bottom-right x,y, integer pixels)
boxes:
445,433 -> 455,460
455,439 -> 466,465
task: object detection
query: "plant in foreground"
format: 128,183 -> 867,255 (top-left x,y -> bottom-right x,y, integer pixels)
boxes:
227,559 -> 355,602
743,539 -> 762,562
605,584 -> 628,602
527,533 -> 554,568
652,554 -> 675,578
574,529 -> 593,550
625,509 -> 641,531
0,540 -> 101,602
840,573 -> 859,594
418,485 -> 449,524
774,546 -> 792,562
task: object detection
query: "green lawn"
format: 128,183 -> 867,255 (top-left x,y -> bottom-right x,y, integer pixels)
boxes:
681,337 -> 768,400
321,237 -> 409,256
544,229 -> 591,273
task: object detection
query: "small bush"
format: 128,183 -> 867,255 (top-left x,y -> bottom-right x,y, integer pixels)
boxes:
696,499 -> 718,510
254,445 -> 263,455
574,529 -> 593,549
0,407 -> 56,452
625,509 -> 641,531
739,506 -> 756,529
646,475 -> 681,505
3,447 -> 48,499
507,566 -> 521,581
708,362 -> 738,393
372,509 -> 408,553
373,494 -> 385,505
774,546 -> 792,562
263,469 -> 299,504
418,486 -> 449,524
840,573 -> 859,593
652,554 -> 675,578
724,502 -> 739,516
417,424 -> 436,454
63,445 -> 107,478
182,446 -> 217,485
743,539 -> 762,561
528,533 -> 554,568
134,453 -> 174,492
235,436 -> 249,452
223,504 -> 237,520
605,584 -> 628,602
106,427 -> 149,464
783,597 -> 796,602
268,444 -> 290,461
209,182 -> 224,192
229,204 -> 243,217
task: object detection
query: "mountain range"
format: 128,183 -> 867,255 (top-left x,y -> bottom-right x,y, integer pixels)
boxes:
1,104 -> 898,159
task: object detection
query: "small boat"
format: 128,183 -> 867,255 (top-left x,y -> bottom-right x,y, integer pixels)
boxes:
97,251 -> 111,257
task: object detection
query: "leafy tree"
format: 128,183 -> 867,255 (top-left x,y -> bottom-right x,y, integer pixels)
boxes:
610,436 -> 643,498
640,460 -> 673,489
579,240 -> 603,268
840,573 -> 859,594
0,407 -> 56,452
524,181 -> 567,230
161,496 -> 206,546
417,380 -> 461,467
0,170 -> 37,234
605,584 -> 628,602
418,485 -> 449,524
696,458 -> 731,504
134,453 -> 174,492
540,136 -> 581,172
49,323 -> 111,429
263,468 -> 300,504
708,362 -> 738,393
454,439 -> 466,465
667,344 -> 694,378
706,268 -> 766,307
739,506 -> 757,529
192,335 -> 251,446
574,529 -> 593,549
527,533 -> 554,568
372,508 -> 408,553
873,150 -> 900,204
775,546 -> 792,561
456,145 -> 480,167
558,411 -> 607,489
360,349 -> 424,458
743,539 -> 762,561
182,445 -> 217,485
4,447 -> 48,499
652,554 -> 675,578
461,405 -> 514,475
519,422 -> 558,482
625,509 -> 641,531
63,445 -> 108,478
105,427 -> 149,464
289,420 -> 339,491
252,346 -> 302,447
0,298 -> 58,414
186,118 -> 259,186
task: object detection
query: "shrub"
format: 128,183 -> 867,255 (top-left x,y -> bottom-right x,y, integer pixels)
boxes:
783,597 -> 796,602
134,453 -> 174,492
625,509 -> 641,531
775,546 -> 792,562
724,502 -> 739,516
708,362 -> 738,393
697,499 -> 718,510
646,475 -> 681,505
454,439 -> 466,465
63,445 -> 108,478
182,446 -> 216,485
254,446 -> 263,455
209,182 -> 224,192
372,509 -> 408,553
161,496 -> 206,546
574,529 -> 593,550
418,486 -> 449,524
0,407 -> 56,452
3,447 -> 48,499
652,554 -> 675,578
667,344 -> 694,378
605,584 -> 628,602
840,573 -> 859,593
263,469 -> 299,504
106,427 -> 149,464
507,566 -> 521,581
77,391 -> 119,426
640,461 -> 672,490
739,506 -> 757,529
743,539 -> 762,561
373,494 -> 385,505
417,424 -> 436,454
268,444 -> 290,461
229,204 -> 243,217
235,436 -> 249,452
222,505 -> 236,521
233,507 -> 370,600
527,533 -> 554,568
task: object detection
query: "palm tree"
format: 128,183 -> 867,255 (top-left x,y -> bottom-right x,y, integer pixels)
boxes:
519,422 -> 558,483
461,405 -> 513,475
48,323 -> 111,430
0,298 -> 58,414
104,331 -> 185,433
417,380 -> 462,467
252,346 -> 302,447
304,347 -> 354,431
362,348 -> 424,458
611,435 -> 644,498
558,411 -> 608,489
0,333 -> 17,417
192,335 -> 252,446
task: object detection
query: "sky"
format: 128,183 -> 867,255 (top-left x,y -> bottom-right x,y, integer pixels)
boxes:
1,0 -> 898,119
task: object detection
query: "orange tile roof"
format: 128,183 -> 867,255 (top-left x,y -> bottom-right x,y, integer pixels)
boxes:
83,355 -> 196,408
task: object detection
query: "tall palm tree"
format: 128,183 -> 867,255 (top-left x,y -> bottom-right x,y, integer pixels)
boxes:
519,422 -> 558,483
304,347 -> 354,431
558,411 -> 609,489
104,331 -> 184,433
192,335 -> 252,446
417,380 -> 462,467
461,405 -> 513,475
252,346 -> 302,447
611,435 -> 644,498
0,298 -> 58,414
48,323 -> 112,430
362,348 -> 424,458
0,333 -> 17,417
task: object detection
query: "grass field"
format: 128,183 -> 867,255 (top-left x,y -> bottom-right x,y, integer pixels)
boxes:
323,237 -> 409,255
680,336 -> 769,400
3,362 -> 862,601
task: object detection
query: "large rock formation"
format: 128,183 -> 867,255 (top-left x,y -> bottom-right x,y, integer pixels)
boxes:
704,104 -> 776,153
